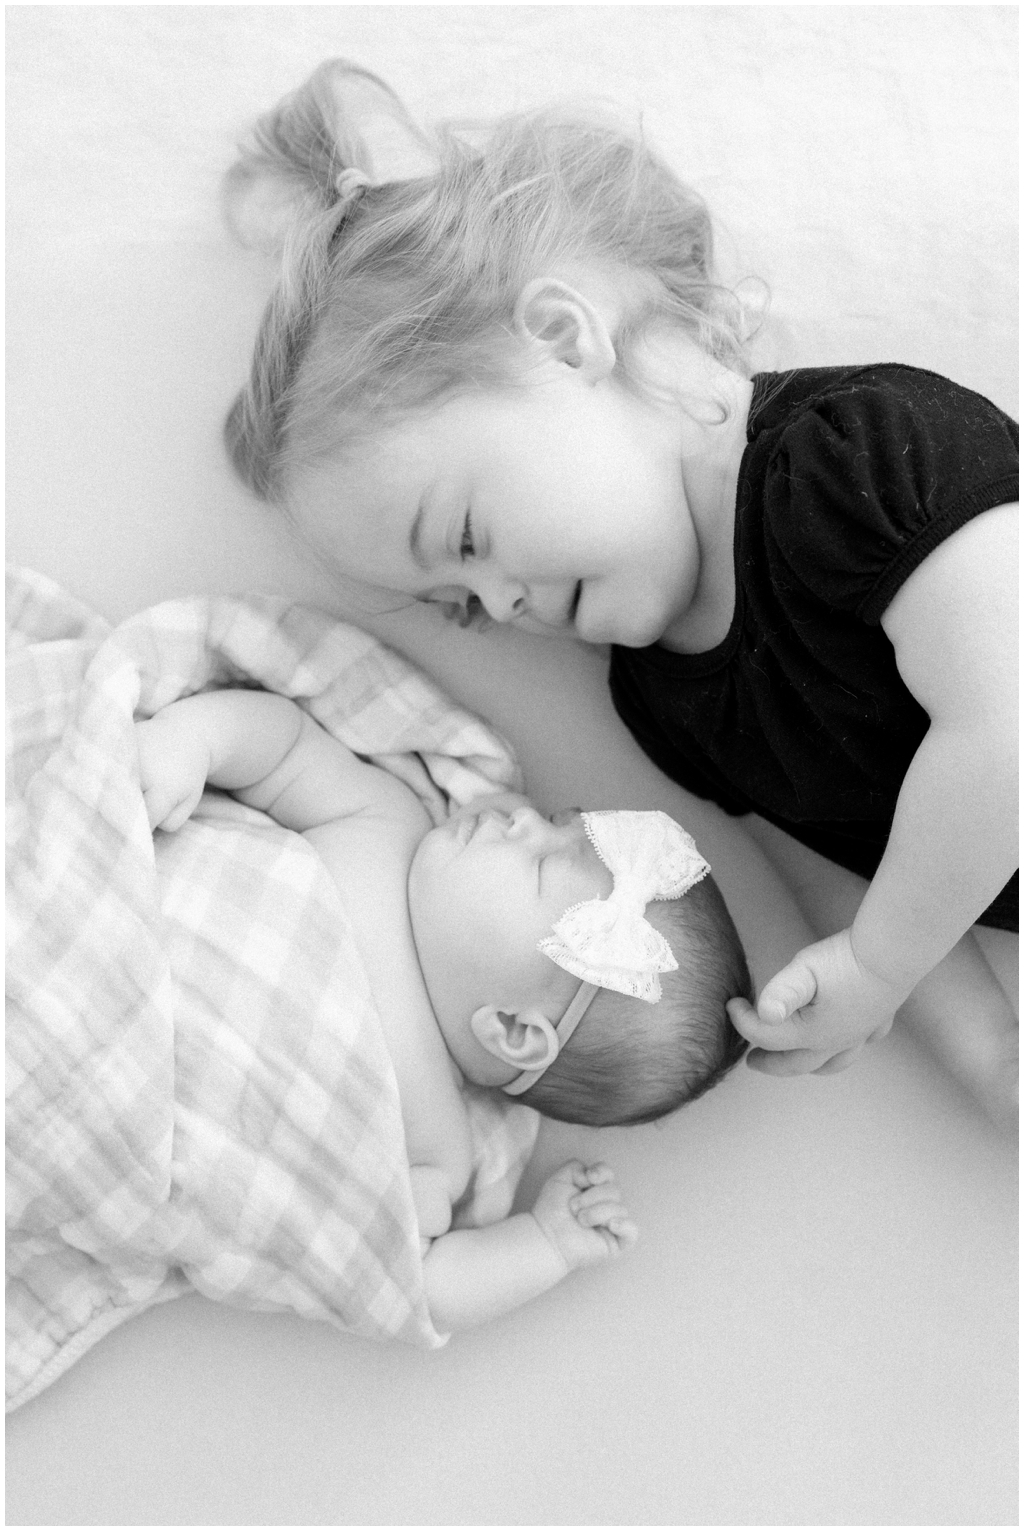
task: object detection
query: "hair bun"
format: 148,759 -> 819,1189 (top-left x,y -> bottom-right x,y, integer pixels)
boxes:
333,166 -> 372,209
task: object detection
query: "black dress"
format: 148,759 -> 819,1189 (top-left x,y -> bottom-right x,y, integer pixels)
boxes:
609,364 -> 1019,929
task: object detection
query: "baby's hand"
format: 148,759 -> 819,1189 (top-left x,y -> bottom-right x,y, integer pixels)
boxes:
135,708 -> 212,832
364,751 -> 450,826
727,928 -> 905,1077
530,1160 -> 638,1271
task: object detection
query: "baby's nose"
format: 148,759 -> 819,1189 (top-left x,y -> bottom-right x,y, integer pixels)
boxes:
506,805 -> 555,842
508,806 -> 578,848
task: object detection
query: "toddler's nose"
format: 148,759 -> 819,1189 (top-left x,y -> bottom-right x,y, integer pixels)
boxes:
474,575 -> 528,625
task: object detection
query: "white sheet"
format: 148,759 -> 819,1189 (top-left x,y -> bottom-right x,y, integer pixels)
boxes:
6,6 -> 1017,1525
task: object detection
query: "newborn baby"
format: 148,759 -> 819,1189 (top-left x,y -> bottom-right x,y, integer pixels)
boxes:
136,689 -> 749,1330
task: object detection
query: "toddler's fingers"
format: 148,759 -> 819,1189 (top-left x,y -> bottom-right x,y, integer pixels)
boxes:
812,1045 -> 863,1075
745,1045 -> 836,1077
727,996 -> 806,1053
757,961 -> 818,1025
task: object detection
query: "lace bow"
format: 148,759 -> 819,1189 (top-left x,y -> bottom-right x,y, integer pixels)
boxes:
538,810 -> 710,1003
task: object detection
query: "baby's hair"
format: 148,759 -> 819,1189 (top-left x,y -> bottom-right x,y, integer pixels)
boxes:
224,58 -> 755,505
523,874 -> 750,1127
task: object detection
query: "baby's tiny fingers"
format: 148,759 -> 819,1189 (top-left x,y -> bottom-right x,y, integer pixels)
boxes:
574,1195 -> 627,1228
161,798 -> 195,833
608,1216 -> 639,1247
596,1209 -> 639,1246
570,1183 -> 623,1213
577,1161 -> 614,1187
142,790 -> 174,831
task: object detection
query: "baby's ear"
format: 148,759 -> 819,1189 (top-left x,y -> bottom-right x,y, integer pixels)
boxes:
470,1005 -> 560,1071
513,278 -> 616,381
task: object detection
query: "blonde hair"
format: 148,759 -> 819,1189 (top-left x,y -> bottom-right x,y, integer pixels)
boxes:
224,58 -> 755,505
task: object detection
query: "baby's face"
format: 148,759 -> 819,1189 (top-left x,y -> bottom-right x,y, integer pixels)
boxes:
408,796 -> 613,1040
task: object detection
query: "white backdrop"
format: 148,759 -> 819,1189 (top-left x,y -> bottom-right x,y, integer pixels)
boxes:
6,7 -> 1018,1527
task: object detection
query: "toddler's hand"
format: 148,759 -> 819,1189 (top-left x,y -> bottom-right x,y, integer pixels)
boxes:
530,1160 -> 638,1271
726,927 -> 905,1077
135,710 -> 211,832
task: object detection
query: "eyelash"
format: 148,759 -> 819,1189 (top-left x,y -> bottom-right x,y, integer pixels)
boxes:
459,511 -> 475,562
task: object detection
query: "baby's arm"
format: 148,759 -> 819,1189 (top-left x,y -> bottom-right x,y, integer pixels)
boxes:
422,1161 -> 637,1332
731,506 -> 1018,1092
136,689 -> 419,833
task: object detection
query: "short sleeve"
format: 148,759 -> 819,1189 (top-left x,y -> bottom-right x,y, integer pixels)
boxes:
760,368 -> 1018,623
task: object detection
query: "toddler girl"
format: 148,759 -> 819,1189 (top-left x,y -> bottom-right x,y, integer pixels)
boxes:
136,689 -> 749,1329
221,60 -> 1017,1114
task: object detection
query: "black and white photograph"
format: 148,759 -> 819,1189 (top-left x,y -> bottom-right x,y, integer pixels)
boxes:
6,5 -> 1017,1526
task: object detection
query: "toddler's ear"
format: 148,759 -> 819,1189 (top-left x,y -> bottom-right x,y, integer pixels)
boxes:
470,1005 -> 560,1071
513,278 -> 616,381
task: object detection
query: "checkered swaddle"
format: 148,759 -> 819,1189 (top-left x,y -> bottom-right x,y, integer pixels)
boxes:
6,569 -> 539,1412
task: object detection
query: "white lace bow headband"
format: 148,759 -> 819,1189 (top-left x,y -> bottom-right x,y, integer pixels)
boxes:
503,810 -> 710,1096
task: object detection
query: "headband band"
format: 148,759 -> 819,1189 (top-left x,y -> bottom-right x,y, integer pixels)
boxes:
501,981 -> 599,1097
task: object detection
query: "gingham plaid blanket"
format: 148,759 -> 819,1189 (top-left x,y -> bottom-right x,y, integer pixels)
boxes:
6,568 -> 539,1412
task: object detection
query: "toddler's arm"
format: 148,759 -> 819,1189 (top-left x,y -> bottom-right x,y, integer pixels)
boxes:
730,505 -> 1018,1088
422,1161 -> 637,1331
136,689 -> 421,834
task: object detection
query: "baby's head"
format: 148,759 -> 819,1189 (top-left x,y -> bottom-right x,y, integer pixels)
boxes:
407,796 -> 749,1126
522,881 -> 750,1125
223,61 -> 759,649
